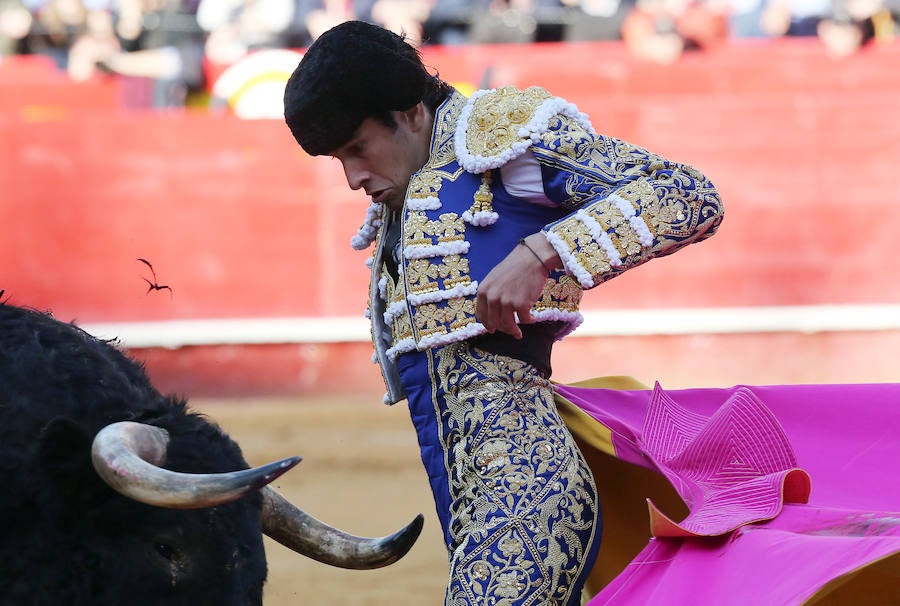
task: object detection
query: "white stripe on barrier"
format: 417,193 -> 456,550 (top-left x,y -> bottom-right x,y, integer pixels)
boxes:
80,304 -> 900,350
577,304 -> 900,337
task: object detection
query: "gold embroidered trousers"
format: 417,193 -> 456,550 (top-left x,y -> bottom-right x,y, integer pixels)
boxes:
398,342 -> 601,605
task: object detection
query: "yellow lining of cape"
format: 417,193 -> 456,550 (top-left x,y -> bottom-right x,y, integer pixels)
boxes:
554,375 -> 649,459
556,377 -> 900,604
801,551 -> 900,605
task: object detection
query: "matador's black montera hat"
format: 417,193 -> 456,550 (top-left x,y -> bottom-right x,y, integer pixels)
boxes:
283,21 -> 433,156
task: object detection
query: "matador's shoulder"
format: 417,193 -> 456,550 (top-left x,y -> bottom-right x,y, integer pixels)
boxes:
453,85 -> 595,174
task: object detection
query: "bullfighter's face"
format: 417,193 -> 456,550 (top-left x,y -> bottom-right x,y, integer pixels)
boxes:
330,103 -> 433,212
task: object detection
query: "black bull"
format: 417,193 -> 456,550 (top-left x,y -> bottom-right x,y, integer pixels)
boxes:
0,304 -> 422,606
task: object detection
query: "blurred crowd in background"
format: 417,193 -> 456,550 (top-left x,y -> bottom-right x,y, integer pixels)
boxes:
1,0 -> 898,107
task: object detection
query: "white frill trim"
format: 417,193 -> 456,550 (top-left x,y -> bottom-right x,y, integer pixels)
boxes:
461,209 -> 499,226
377,275 -> 388,300
364,308 -> 371,319
383,299 -> 407,325
365,256 -> 374,269
530,308 -> 584,339
519,96 -> 594,141
610,193 -> 654,247
404,240 -> 470,260
577,209 -> 623,268
407,196 -> 442,211
371,352 -> 378,364
382,283 -> 482,357
386,337 -> 417,361
416,322 -> 487,353
407,281 -> 478,307
351,201 -> 383,250
455,90 -> 596,174
545,229 -> 594,288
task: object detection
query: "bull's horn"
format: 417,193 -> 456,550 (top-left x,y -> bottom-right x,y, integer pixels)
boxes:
91,421 -> 301,509
261,487 -> 424,569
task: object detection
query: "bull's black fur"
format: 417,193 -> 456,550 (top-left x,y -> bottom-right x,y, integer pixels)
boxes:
0,304 -> 268,606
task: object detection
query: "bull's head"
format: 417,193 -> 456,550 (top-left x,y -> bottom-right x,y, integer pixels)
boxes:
91,421 -> 423,570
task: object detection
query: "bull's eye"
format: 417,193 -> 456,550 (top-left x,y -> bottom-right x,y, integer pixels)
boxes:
155,542 -> 176,561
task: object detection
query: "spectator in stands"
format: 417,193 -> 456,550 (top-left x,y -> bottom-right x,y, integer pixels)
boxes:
562,0 -> 635,41
109,1 -> 203,54
870,0 -> 899,38
422,0 -> 471,44
364,0 -> 434,44
817,0 -> 897,56
621,0 -> 729,63
299,0 -> 354,42
467,0 -> 540,44
65,0 -> 206,107
0,0 -> 33,57
425,0 -> 604,44
197,0 -> 295,66
107,0 -> 143,49
759,0 -> 830,36
727,0 -> 772,37
65,1 -> 118,81
19,0 -> 90,69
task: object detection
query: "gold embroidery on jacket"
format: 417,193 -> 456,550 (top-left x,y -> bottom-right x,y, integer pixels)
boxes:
438,255 -> 470,289
430,343 -> 599,605
405,212 -> 433,248
406,258 -> 440,295
465,86 -> 553,159
407,171 -> 444,200
534,275 -> 583,312
385,273 -> 413,341
431,93 -> 467,167
404,214 -> 469,299
414,298 -> 476,338
465,169 -> 495,217
535,114 -> 723,286
553,220 -> 613,275
433,213 -> 466,243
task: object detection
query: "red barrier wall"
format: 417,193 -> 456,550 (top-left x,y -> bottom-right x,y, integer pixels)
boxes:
2,40 -> 898,395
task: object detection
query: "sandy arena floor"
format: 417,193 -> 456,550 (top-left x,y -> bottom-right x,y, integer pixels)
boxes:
195,394 -> 449,605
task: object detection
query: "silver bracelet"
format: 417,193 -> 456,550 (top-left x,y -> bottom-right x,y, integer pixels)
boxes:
518,238 -> 553,274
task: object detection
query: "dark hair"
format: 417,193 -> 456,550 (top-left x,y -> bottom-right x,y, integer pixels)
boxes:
283,21 -> 452,156
369,76 -> 454,133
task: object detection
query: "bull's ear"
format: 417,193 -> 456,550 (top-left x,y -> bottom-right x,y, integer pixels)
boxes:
38,417 -> 110,505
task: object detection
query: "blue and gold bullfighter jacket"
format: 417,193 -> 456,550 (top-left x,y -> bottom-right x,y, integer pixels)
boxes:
353,87 -> 724,403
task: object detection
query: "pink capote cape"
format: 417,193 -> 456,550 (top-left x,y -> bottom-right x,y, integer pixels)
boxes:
554,378 -> 900,605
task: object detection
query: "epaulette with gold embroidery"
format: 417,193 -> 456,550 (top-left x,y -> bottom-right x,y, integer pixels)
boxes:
453,86 -> 594,174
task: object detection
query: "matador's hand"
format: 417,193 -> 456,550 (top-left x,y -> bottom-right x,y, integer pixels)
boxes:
476,234 -> 560,339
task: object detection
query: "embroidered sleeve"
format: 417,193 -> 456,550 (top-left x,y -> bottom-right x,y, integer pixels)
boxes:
533,114 -> 724,289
